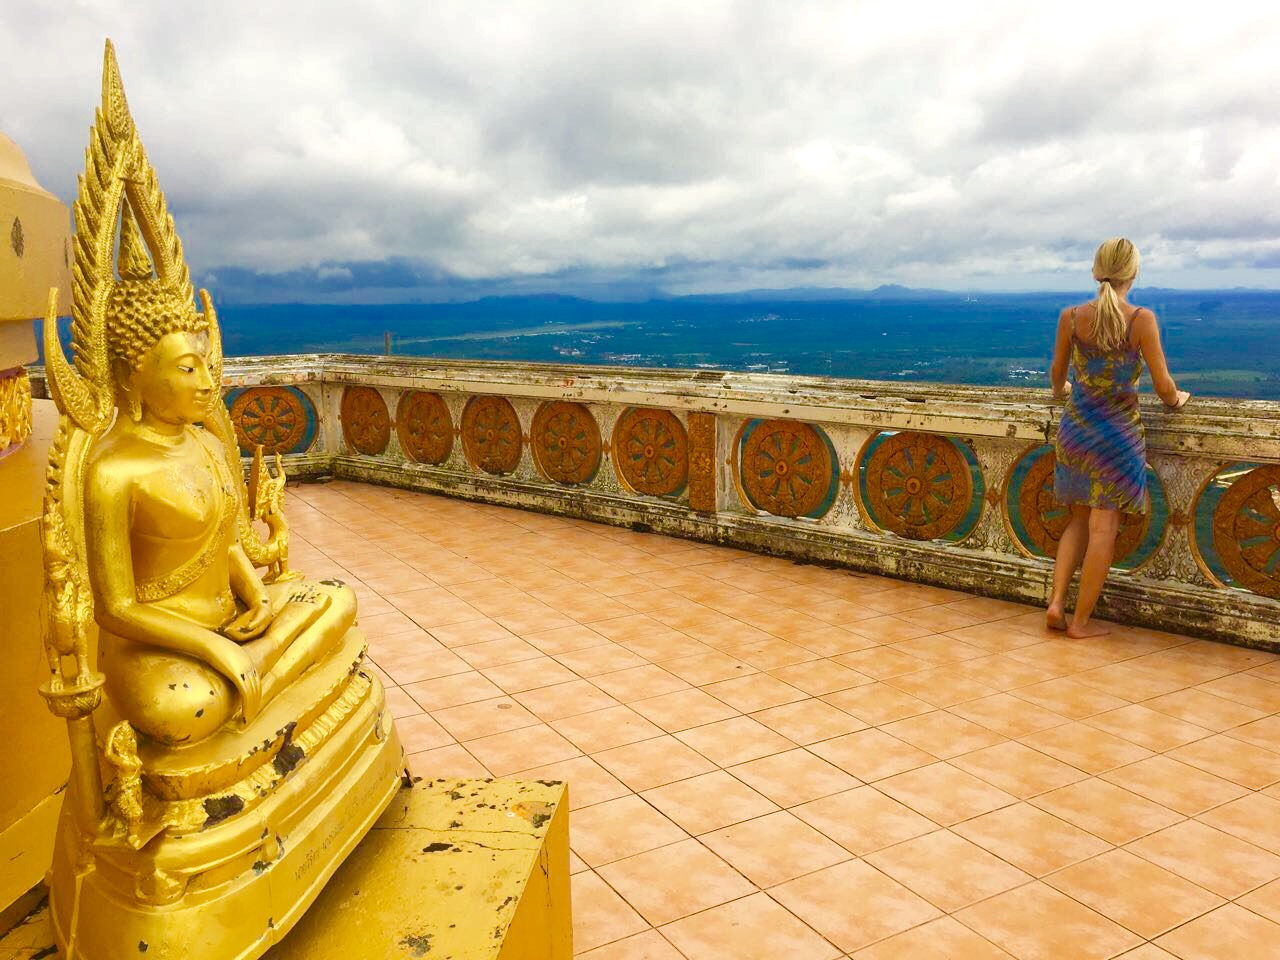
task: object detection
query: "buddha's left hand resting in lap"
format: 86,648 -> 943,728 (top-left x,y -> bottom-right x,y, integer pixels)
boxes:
82,280 -> 354,746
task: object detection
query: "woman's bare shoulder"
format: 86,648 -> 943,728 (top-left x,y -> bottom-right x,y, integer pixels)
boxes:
1056,302 -> 1094,331
1131,305 -> 1160,330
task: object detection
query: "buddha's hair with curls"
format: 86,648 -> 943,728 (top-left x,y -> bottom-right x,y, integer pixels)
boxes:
1092,238 -> 1141,352
105,280 -> 208,372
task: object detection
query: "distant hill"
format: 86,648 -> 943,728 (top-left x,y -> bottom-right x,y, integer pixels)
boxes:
680,284 -> 964,303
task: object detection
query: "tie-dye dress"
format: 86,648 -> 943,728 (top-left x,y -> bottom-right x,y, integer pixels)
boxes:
1053,308 -> 1148,514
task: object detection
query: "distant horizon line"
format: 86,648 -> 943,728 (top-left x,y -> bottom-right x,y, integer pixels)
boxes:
210,284 -> 1280,308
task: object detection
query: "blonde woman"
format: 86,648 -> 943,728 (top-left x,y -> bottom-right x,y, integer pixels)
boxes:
1046,238 -> 1190,637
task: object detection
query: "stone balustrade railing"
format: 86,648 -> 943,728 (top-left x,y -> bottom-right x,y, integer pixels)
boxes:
32,355 -> 1280,648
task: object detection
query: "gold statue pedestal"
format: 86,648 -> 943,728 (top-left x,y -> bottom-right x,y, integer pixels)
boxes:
47,629 -> 404,959
3,777 -> 572,960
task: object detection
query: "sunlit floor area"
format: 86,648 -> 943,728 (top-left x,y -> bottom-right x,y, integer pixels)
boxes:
290,480 -> 1280,960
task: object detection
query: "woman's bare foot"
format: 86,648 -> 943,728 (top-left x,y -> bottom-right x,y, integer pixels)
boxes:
1066,620 -> 1110,639
1046,605 -> 1068,631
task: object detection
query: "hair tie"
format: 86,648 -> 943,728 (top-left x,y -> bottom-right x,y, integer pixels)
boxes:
1098,278 -> 1112,285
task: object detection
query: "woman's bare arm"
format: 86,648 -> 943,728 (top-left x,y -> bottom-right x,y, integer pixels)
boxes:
1133,308 -> 1189,408
1049,307 -> 1074,399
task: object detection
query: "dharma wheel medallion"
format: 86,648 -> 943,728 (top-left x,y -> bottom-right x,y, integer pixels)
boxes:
863,431 -> 974,540
1211,464 -> 1280,598
614,407 -> 688,496
340,385 -> 391,455
462,395 -> 522,474
740,419 -> 834,518
229,386 -> 311,454
1017,446 -> 1149,562
533,401 -> 601,485
396,391 -> 453,464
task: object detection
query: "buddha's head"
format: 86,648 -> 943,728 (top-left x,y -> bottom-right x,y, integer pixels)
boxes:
106,280 -> 213,426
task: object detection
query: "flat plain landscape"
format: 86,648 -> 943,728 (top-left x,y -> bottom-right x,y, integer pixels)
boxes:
162,289 -> 1280,400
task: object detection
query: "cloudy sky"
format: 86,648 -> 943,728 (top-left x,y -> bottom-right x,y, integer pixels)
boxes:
4,1 -> 1279,301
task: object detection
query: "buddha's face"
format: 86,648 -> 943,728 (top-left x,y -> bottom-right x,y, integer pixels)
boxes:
135,330 -> 214,425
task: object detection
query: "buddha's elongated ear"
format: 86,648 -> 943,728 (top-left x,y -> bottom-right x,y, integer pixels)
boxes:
199,288 -> 222,418
111,355 -> 142,423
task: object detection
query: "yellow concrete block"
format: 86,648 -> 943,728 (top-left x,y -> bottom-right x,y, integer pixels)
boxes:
0,793 -> 60,916
0,778 -> 573,958
0,400 -> 70,915
271,777 -> 572,959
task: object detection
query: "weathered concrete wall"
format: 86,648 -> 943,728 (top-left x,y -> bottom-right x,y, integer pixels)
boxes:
32,355 -> 1280,649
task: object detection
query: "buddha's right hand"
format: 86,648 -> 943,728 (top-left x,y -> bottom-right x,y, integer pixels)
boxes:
224,598 -> 273,641
209,639 -> 262,722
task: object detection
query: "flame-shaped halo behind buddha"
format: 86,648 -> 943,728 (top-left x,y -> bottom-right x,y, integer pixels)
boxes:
44,39 -> 224,435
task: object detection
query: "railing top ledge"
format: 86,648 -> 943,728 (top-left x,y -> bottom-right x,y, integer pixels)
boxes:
220,352 -> 1280,436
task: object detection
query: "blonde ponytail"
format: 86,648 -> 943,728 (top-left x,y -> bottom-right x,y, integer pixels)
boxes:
1091,238 -> 1141,351
1094,279 -> 1127,351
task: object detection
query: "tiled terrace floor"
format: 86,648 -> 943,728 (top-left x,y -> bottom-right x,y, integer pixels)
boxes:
293,481 -> 1280,960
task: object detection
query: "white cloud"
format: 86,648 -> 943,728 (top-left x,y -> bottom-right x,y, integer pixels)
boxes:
3,0 -> 1278,296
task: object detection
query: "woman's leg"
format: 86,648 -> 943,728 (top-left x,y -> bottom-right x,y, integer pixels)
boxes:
1068,507 -> 1120,638
1047,505 -> 1090,630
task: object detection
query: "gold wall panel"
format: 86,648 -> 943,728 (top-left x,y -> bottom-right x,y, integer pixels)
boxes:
687,412 -> 716,512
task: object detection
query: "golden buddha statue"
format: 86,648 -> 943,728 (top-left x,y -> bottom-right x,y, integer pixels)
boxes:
38,41 -> 404,959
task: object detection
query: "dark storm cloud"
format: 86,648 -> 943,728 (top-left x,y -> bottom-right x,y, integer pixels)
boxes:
3,1 -> 1278,298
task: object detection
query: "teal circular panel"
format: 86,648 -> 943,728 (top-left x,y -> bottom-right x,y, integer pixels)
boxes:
739,419 -> 839,519
224,385 -> 317,455
1194,461 -> 1279,592
858,431 -> 983,542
